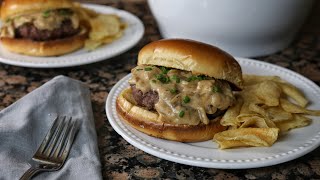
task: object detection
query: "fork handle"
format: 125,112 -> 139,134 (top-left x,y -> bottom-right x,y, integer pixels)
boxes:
20,167 -> 42,180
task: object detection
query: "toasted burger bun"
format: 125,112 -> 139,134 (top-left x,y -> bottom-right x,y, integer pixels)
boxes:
1,0 -> 75,20
116,88 -> 227,142
138,39 -> 243,90
0,28 -> 87,56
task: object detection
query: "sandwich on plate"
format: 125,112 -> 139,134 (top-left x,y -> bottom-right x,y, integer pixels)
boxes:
0,0 -> 88,56
116,39 -> 243,142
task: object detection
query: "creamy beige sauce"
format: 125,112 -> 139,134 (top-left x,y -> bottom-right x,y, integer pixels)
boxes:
129,65 -> 235,125
0,21 -> 14,37
0,9 -> 79,38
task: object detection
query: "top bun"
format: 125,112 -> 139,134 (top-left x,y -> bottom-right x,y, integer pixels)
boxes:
1,0 -> 75,20
138,39 -> 243,90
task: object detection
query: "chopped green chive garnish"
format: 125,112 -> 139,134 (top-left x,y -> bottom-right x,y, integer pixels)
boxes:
59,9 -> 73,16
155,74 -> 162,78
171,75 -> 180,83
144,67 -> 153,71
160,66 -> 170,74
152,79 -> 157,83
43,10 -> 51,18
187,76 -> 197,82
183,96 -> 190,103
187,75 -> 207,82
136,68 -> 143,71
212,85 -> 222,93
169,88 -> 177,94
197,75 -> 206,80
179,110 -> 185,118
155,74 -> 170,83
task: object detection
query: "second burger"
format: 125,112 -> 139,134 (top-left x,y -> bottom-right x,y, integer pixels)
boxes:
117,39 -> 243,142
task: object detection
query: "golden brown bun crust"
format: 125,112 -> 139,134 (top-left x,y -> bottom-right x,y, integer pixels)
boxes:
138,39 -> 243,89
116,88 -> 227,142
1,0 -> 75,20
0,28 -> 87,56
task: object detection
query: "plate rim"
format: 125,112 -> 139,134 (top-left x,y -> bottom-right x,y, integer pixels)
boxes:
106,57 -> 320,169
0,4 -> 144,68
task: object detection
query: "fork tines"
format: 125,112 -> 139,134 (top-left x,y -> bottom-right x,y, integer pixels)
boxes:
35,116 -> 79,164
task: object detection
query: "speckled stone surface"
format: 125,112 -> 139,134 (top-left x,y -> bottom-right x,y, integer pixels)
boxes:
1,0 -> 320,179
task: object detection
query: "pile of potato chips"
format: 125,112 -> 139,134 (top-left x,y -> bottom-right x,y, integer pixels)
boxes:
213,75 -> 320,149
74,3 -> 127,50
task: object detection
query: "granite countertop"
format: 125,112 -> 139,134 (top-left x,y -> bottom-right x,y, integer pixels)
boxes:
1,0 -> 320,179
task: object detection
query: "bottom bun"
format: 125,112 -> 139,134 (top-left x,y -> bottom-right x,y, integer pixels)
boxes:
116,88 -> 227,142
0,28 -> 87,57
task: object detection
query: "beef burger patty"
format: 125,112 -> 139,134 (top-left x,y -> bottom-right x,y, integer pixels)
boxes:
15,19 -> 79,41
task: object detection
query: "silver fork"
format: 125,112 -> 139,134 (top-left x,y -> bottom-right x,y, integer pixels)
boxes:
20,116 -> 80,180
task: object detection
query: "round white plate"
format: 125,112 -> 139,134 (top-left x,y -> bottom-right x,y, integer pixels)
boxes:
0,4 -> 144,68
106,57 -> 320,169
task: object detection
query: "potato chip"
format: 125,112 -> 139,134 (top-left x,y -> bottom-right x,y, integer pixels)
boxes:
237,114 -> 276,128
248,103 -> 267,117
89,14 -> 121,40
81,11 -> 126,50
255,80 -> 282,106
275,114 -> 311,132
220,95 -> 243,127
280,98 -> 320,115
214,74 -> 320,149
238,102 -> 252,116
243,74 -> 283,86
74,3 -> 127,50
84,39 -> 103,51
279,82 -> 308,107
102,31 -> 123,44
213,128 -> 279,149
265,106 -> 292,122
239,86 -> 263,115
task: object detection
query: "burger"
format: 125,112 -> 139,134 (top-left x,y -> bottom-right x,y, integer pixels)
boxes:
0,0 -> 87,56
116,39 -> 243,142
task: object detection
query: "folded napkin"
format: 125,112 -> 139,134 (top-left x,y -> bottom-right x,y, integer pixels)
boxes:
0,75 -> 102,180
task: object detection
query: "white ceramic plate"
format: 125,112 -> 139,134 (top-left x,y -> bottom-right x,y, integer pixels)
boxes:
106,58 -> 320,169
0,4 -> 144,68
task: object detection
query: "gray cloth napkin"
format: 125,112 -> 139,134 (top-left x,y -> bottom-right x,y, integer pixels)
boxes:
0,75 -> 102,180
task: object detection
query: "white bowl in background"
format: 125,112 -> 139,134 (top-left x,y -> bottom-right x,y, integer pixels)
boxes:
148,0 -> 314,57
